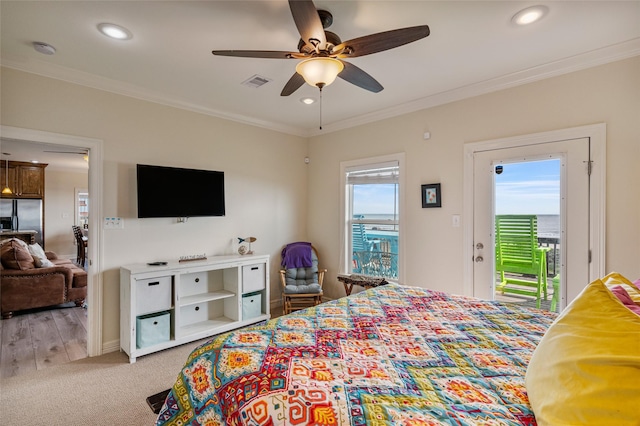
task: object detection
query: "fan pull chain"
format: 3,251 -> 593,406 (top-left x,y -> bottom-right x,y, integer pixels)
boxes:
319,86 -> 323,130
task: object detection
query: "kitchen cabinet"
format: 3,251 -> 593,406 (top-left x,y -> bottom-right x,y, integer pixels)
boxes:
0,230 -> 37,244
0,161 -> 47,199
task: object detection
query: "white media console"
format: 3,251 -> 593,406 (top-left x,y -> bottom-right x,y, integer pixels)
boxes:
120,254 -> 270,363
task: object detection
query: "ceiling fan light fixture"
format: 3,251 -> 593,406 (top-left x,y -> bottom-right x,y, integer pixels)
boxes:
512,6 -> 548,26
295,57 -> 344,88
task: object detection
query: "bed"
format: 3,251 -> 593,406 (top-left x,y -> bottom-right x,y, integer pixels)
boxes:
156,282 -> 557,425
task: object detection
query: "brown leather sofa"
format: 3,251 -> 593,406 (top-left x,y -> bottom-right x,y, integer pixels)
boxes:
1,239 -> 87,319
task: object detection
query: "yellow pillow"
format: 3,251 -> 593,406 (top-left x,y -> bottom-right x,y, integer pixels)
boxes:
525,273 -> 640,426
603,272 -> 640,304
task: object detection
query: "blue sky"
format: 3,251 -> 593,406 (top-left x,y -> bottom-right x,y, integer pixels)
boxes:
353,184 -> 398,216
495,159 -> 560,215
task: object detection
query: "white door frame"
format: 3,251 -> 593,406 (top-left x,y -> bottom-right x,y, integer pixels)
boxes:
462,123 -> 606,297
1,125 -> 104,357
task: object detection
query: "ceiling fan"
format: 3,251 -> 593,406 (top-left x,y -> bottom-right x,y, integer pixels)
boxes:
212,0 -> 430,96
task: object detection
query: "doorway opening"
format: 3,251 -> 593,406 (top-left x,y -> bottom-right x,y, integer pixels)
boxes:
0,125 -> 103,378
493,159 -> 561,312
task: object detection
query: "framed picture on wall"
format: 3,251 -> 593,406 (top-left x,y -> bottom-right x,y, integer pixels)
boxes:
421,183 -> 441,208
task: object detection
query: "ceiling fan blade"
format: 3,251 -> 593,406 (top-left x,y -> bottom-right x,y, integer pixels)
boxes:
288,0 -> 326,51
338,61 -> 383,93
43,150 -> 87,154
333,25 -> 430,58
212,50 -> 302,59
280,72 -> 306,96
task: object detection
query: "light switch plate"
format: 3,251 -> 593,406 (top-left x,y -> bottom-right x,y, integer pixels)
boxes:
104,217 -> 124,229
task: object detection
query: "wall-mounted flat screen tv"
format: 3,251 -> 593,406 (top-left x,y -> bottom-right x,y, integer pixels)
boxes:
136,164 -> 225,218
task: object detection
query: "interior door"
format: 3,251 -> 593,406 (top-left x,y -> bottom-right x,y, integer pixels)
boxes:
472,138 -> 590,310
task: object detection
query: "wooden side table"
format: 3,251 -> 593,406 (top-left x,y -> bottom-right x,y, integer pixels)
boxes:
338,274 -> 389,296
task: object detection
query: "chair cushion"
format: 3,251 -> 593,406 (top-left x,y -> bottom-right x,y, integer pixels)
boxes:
284,282 -> 322,294
284,267 -> 321,294
525,272 -> 640,425
0,238 -> 35,270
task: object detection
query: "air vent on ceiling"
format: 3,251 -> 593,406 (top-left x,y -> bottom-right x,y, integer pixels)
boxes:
241,74 -> 272,88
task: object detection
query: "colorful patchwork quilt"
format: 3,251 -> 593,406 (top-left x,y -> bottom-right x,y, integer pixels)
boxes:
156,283 -> 556,425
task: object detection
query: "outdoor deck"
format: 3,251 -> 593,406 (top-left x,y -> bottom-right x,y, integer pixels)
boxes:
495,276 -> 557,312
496,291 -> 555,312
352,225 -> 560,313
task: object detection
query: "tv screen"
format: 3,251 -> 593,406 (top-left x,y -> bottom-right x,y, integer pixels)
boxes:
136,164 -> 225,218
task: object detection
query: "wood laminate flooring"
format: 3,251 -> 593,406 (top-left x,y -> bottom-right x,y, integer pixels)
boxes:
0,304 -> 87,379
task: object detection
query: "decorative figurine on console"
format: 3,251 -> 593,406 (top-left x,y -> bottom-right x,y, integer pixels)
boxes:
237,237 -> 256,255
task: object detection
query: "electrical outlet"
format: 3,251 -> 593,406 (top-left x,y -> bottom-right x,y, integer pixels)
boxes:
104,217 -> 124,229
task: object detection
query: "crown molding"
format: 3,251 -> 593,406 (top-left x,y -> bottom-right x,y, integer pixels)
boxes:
310,38 -> 640,136
1,59 -> 308,137
3,38 -> 639,139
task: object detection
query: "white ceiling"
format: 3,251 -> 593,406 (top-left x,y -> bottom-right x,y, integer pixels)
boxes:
0,138 -> 89,172
1,1 -> 639,141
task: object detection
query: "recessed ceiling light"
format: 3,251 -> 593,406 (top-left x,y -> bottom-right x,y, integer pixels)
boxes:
512,5 -> 549,26
98,23 -> 132,40
31,160 -> 40,164
300,97 -> 316,105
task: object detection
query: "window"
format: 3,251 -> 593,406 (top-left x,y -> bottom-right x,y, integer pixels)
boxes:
76,188 -> 89,229
341,155 -> 403,279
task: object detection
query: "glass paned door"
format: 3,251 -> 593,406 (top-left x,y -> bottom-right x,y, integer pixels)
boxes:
472,138 -> 590,312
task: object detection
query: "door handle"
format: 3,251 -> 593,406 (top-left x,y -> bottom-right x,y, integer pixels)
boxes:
476,243 -> 484,250
475,256 -> 484,262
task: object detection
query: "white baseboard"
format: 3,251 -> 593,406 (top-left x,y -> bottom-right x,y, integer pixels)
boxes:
102,339 -> 120,354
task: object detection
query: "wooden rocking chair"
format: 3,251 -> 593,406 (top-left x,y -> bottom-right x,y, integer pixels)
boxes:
279,243 -> 326,315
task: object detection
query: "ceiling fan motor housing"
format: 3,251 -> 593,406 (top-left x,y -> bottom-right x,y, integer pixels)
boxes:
298,31 -> 341,54
317,10 -> 333,29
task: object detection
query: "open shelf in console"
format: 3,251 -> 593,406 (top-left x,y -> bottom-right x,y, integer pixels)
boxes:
177,298 -> 238,338
179,316 -> 235,337
176,267 -> 240,339
180,290 -> 235,307
178,269 -> 238,302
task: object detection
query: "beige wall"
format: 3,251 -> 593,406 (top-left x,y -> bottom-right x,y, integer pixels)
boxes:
308,56 -> 640,299
2,56 -> 639,350
1,67 -> 309,348
44,169 -> 88,258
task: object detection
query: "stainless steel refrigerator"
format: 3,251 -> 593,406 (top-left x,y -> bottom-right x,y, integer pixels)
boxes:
0,199 -> 44,246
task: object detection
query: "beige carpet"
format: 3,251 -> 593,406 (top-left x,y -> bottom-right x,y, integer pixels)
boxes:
0,340 -> 207,425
